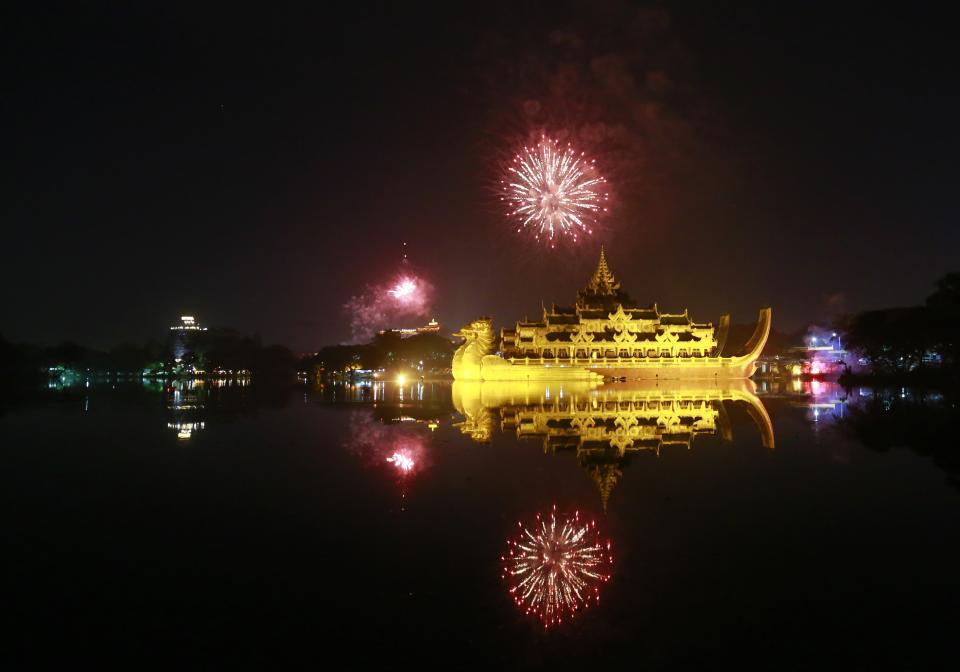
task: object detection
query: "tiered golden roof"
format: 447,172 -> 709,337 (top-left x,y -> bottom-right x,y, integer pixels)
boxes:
501,249 -> 720,361
585,246 -> 621,295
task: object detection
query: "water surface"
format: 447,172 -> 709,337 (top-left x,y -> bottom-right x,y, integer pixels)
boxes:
3,379 -> 958,667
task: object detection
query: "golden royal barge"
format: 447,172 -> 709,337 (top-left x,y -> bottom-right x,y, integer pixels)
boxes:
453,248 -> 771,382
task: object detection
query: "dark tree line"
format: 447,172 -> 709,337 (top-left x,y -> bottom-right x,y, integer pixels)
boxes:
0,336 -> 169,380
0,328 -> 300,383
1,325 -> 456,389
304,331 -> 456,377
178,329 -> 298,377
841,273 -> 960,381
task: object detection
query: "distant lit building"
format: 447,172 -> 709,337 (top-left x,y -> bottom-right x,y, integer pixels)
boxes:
756,327 -> 851,379
169,315 -> 208,361
378,318 -> 441,339
171,315 -> 206,332
417,318 -> 440,334
784,343 -> 848,377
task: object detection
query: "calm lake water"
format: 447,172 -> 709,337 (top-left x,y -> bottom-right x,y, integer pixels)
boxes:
3,379 -> 959,667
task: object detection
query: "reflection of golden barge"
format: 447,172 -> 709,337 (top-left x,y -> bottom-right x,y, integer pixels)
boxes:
453,379 -> 775,508
453,248 -> 771,381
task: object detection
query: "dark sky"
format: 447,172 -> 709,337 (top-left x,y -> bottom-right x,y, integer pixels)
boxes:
3,2 -> 958,351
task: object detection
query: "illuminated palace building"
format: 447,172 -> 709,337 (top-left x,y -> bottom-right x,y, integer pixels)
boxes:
453,248 -> 770,381
502,249 -> 719,360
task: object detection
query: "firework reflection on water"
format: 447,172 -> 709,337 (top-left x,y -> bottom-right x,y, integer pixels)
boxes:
502,505 -> 613,627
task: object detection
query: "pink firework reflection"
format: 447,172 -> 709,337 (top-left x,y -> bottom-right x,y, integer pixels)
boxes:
502,505 -> 613,627
385,447 -> 416,474
502,135 -> 609,246
385,452 -> 415,472
346,411 -> 431,480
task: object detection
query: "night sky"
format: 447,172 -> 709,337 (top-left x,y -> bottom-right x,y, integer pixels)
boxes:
4,2 -> 958,351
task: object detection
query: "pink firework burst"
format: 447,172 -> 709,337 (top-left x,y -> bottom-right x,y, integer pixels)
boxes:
502,136 -> 609,245
385,450 -> 416,474
345,271 -> 434,342
387,275 -> 428,310
501,506 -> 613,627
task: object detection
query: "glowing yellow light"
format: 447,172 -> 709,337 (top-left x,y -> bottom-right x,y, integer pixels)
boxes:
396,374 -> 406,386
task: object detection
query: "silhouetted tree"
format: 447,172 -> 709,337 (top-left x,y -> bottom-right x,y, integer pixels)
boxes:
252,344 -> 298,378
840,272 -> 960,377
843,307 -> 932,374
47,341 -> 89,367
926,272 -> 960,367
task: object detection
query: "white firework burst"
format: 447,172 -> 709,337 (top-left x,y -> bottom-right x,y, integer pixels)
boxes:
502,136 -> 608,244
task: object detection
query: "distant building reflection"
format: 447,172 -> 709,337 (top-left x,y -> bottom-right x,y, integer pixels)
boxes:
453,380 -> 775,508
163,377 -> 252,440
165,379 -> 205,440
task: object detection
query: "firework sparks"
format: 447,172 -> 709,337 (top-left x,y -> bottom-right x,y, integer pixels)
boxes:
387,277 -> 419,304
345,271 -> 434,342
501,506 -> 612,627
502,136 -> 608,245
386,450 -> 416,474
346,412 -> 431,480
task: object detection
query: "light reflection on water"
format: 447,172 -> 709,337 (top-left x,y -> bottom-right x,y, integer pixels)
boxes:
163,378 -> 250,440
5,376 -> 960,665
450,379 -> 776,511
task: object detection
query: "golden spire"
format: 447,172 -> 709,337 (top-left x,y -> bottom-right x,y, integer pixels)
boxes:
586,462 -> 622,512
587,245 -> 621,295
